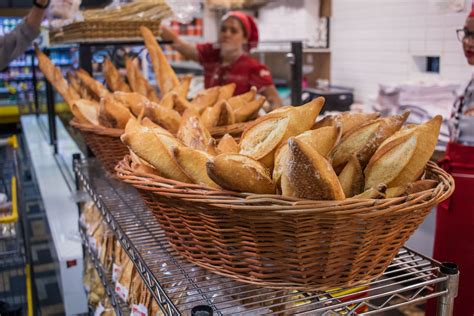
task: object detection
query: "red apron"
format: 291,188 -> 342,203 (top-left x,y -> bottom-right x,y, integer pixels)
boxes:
426,141 -> 474,315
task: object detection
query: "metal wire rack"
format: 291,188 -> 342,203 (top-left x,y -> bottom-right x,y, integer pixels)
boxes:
74,158 -> 459,316
79,226 -> 130,316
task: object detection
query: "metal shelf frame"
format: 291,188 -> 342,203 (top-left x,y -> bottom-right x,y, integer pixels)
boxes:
73,157 -> 459,316
79,226 -> 129,316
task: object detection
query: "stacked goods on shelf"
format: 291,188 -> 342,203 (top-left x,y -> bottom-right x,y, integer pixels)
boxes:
36,26 -> 263,173
81,202 -> 163,315
49,0 -> 172,43
116,95 -> 454,290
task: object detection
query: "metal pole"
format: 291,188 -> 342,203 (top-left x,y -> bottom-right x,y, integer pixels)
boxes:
44,49 -> 58,154
30,52 -> 40,116
290,41 -> 303,106
437,262 -> 459,316
78,44 -> 93,74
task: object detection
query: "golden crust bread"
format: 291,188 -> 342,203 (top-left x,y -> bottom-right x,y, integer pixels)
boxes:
140,117 -> 173,136
103,58 -> 131,92
385,115 -> 442,187
312,114 -> 340,130
173,146 -> 220,188
177,109 -> 212,151
98,95 -> 133,129
112,91 -> 150,117
129,149 -> 160,175
217,134 -> 240,154
76,68 -> 110,99
216,83 -> 236,104
191,86 -> 220,113
338,155 -> 364,198
72,99 -> 100,125
201,101 -> 235,128
35,46 -> 80,105
124,56 -> 160,103
173,93 -> 195,114
339,112 -> 380,136
352,184 -> 387,199
206,153 -> 275,194
121,119 -> 190,182
143,102 -> 181,134
364,131 -> 418,190
284,138 -> 345,200
234,96 -> 265,123
140,26 -> 180,95
174,75 -> 192,98
385,179 -> 438,198
227,86 -> 257,110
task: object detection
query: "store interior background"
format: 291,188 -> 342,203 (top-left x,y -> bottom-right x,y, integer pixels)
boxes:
0,0 -> 471,315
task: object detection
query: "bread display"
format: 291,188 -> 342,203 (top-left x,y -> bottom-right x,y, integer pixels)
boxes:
103,57 -> 131,93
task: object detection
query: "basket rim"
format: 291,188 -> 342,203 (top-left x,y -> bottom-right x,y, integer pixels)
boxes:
70,119 -> 123,137
115,154 -> 454,215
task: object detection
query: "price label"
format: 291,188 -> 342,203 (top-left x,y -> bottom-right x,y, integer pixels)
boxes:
112,263 -> 122,282
94,302 -> 105,316
115,281 -> 129,302
131,304 -> 148,316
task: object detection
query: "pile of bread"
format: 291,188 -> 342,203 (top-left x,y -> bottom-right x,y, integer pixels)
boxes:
122,93 -> 442,200
35,26 -> 264,134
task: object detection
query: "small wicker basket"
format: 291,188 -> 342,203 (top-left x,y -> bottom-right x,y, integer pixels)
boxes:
116,156 -> 454,291
70,119 -> 128,174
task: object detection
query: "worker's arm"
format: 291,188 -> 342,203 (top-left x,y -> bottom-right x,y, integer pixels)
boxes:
260,85 -> 283,110
0,0 -> 48,70
160,25 -> 200,62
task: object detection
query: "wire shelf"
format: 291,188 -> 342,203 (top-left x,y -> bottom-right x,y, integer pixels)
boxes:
75,158 -> 453,316
80,227 -> 130,316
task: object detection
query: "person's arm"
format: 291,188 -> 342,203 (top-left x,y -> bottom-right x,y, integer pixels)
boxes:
160,25 -> 200,62
0,0 -> 48,70
260,85 -> 283,110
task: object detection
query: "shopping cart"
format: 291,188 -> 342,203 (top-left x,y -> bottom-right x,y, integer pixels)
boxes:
0,136 -> 35,316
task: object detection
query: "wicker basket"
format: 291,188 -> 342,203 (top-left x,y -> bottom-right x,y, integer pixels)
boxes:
116,156 -> 454,291
49,21 -> 161,44
70,120 -> 127,174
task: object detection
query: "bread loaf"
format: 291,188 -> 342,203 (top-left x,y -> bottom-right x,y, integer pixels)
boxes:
227,86 -> 257,110
177,109 -> 212,151
173,146 -> 220,188
234,96 -> 265,123
98,95 -> 133,129
72,99 -> 100,125
338,155 -> 364,198
103,58 -> 131,92
76,68 -> 110,99
191,86 -> 220,113
217,134 -> 240,154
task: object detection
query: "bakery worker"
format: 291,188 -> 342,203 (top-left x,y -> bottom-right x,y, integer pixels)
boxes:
427,7 -> 474,316
161,11 -> 283,109
0,0 -> 49,70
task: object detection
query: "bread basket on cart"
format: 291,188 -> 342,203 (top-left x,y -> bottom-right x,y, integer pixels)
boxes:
69,120 -> 128,174
116,157 -> 454,291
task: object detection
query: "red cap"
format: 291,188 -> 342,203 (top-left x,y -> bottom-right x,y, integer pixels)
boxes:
223,11 -> 259,50
470,1 -> 474,17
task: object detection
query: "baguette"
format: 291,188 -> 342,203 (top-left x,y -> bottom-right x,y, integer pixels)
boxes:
140,26 -> 179,94
143,103 -> 181,134
121,119 -> 190,182
206,153 -> 275,194
234,96 -> 265,123
112,91 -> 150,117
385,179 -> 438,198
173,146 -> 220,188
140,117 -> 173,136
76,68 -> 110,99
174,74 -> 192,99
217,134 -> 240,154
129,149 -> 160,175
352,184 -> 387,199
72,99 -> 100,125
98,95 -> 133,129
284,137 -> 345,200
124,56 -> 160,102
201,101 -> 235,128
191,86 -> 220,113
216,83 -> 236,104
173,93 -> 195,114
160,92 -> 175,110
338,155 -> 364,198
177,109 -> 212,151
103,58 -> 131,92
227,86 -> 257,110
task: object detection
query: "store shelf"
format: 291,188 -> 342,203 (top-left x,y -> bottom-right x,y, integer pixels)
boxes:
73,158 -> 457,316
169,60 -> 202,71
79,226 -> 130,316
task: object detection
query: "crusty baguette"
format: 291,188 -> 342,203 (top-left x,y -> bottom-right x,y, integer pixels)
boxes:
338,155 -> 364,198
72,99 -> 100,125
121,119 -> 190,182
76,68 -> 110,99
234,96 -> 265,123
159,92 -> 175,110
227,86 -> 257,110
174,75 -> 192,99
217,134 -> 240,154
103,58 -> 131,92
331,111 -> 409,172
173,146 -> 220,188
372,115 -> 442,188
173,93 -> 195,114
191,86 -> 220,113
124,56 -> 160,103
129,149 -> 160,175
143,103 -> 181,134
112,91 -> 150,117
273,125 -> 341,185
206,153 -> 275,194
177,108 -> 212,151
98,95 -> 133,129
312,114 -> 340,130
216,83 -> 236,104
385,179 -> 438,198
140,26 -> 180,95
201,101 -> 235,128
35,46 -> 79,106
339,112 -> 380,136
140,117 -> 173,136
284,137 -> 345,200
364,130 -> 418,190
352,184 -> 387,199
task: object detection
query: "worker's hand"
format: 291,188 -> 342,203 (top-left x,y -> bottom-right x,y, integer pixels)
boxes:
160,25 -> 179,43
33,0 -> 49,8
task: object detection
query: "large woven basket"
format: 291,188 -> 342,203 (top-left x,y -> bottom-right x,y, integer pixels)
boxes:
70,120 -> 127,174
116,156 -> 454,291
49,21 -> 161,44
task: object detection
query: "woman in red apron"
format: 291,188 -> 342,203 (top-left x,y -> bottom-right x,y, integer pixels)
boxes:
428,9 -> 474,316
160,11 -> 283,109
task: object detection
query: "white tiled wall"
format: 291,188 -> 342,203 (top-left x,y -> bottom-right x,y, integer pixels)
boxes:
331,0 -> 473,103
